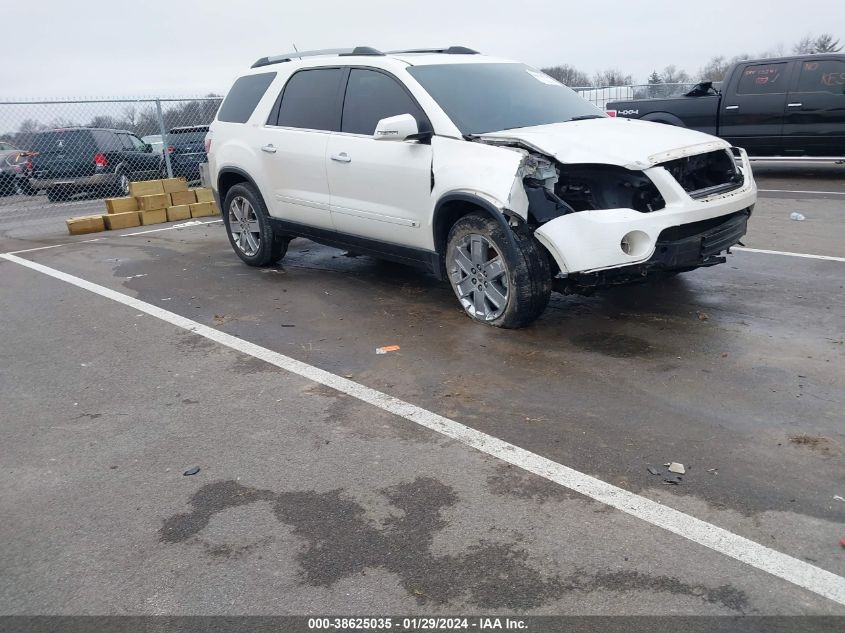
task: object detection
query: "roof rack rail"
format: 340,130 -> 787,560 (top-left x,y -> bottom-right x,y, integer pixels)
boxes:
387,46 -> 480,55
251,46 -> 385,68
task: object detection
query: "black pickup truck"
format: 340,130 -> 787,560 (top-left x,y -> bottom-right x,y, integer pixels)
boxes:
606,54 -> 845,157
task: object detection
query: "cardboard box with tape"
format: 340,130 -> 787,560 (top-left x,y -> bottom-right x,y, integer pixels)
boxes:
166,205 -> 192,222
189,202 -> 215,218
138,209 -> 167,226
161,177 -> 188,193
67,215 -> 106,235
193,188 -> 214,203
103,211 -> 141,230
128,179 -> 164,197
137,193 -> 171,211
170,190 -> 196,206
105,197 -> 139,214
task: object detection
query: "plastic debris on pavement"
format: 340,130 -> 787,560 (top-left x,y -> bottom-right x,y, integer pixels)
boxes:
183,466 -> 200,476
647,466 -> 661,476
376,345 -> 401,354
790,212 -> 806,221
667,462 -> 686,474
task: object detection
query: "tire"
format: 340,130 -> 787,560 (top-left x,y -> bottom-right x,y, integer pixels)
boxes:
222,182 -> 288,267
110,170 -> 130,197
445,213 -> 551,328
46,187 -> 68,202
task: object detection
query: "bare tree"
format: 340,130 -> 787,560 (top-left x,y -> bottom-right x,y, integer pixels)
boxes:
698,54 -> 751,81
593,68 -> 634,87
540,64 -> 591,87
793,34 -> 816,54
661,65 -> 691,84
814,33 -> 842,53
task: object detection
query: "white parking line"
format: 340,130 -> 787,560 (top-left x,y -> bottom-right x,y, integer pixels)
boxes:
734,247 -> 845,263
2,251 -> 844,607
3,220 -> 222,255
758,189 -> 845,196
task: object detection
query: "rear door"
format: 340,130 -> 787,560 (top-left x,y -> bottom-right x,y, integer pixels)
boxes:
719,61 -> 792,155
326,68 -> 433,248
261,68 -> 344,229
782,57 -> 845,156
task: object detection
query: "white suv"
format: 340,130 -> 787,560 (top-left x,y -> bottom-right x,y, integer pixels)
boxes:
207,46 -> 757,328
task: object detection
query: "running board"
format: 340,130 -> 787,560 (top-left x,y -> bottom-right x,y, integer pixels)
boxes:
747,156 -> 845,163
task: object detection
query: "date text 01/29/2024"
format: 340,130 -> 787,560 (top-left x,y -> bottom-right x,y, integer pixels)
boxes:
307,617 -> 529,630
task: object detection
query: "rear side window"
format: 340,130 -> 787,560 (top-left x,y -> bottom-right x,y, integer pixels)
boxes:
736,63 -> 789,95
795,59 -> 845,94
218,72 -> 277,123
341,69 -> 428,135
31,130 -> 96,154
274,68 -> 344,131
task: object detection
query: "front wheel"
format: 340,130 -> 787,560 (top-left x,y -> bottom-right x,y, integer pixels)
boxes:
222,182 -> 288,266
445,213 -> 551,328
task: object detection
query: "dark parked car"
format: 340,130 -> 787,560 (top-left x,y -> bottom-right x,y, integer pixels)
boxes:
606,54 -> 845,157
166,126 -> 208,182
0,151 -> 36,196
29,128 -> 164,202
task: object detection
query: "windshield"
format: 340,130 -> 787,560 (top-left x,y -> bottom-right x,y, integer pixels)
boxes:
407,63 -> 604,135
168,130 -> 207,144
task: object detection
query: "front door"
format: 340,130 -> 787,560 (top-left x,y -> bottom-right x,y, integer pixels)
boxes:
327,68 -> 433,250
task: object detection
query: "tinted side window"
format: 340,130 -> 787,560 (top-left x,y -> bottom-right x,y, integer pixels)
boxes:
795,59 -> 845,94
341,69 -> 427,135
275,68 -> 343,131
93,131 -> 122,151
736,63 -> 789,95
218,72 -> 277,123
117,133 -> 134,150
130,135 -> 146,150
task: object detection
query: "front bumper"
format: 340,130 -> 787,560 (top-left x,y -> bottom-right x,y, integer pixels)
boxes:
534,147 -> 757,274
29,173 -> 114,190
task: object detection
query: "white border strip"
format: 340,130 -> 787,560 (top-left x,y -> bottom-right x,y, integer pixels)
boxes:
758,189 -> 845,196
734,247 -> 845,263
2,251 -> 844,607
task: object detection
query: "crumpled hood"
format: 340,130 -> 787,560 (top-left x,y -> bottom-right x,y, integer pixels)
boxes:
479,117 -> 730,170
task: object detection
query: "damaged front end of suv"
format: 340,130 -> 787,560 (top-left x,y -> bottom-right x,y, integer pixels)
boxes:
459,120 -> 756,296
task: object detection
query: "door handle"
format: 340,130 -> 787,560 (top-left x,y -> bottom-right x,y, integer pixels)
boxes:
330,152 -> 351,163
787,102 -> 803,107
261,144 -> 277,153
725,105 -> 739,110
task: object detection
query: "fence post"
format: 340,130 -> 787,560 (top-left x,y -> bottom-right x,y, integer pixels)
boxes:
155,98 -> 173,179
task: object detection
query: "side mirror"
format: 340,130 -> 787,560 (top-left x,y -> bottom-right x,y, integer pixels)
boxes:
373,113 -> 422,142
685,81 -> 714,97
143,143 -> 152,153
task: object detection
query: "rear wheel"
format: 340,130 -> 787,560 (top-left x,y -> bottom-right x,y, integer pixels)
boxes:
445,213 -> 551,328
110,170 -> 130,197
46,187 -> 68,202
223,182 -> 288,267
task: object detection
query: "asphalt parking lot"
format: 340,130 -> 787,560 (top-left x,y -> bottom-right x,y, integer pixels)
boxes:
1,163 -> 844,617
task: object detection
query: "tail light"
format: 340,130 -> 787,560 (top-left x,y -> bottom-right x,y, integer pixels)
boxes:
94,153 -> 108,168
26,157 -> 33,171
606,109 -> 618,117
204,132 -> 213,154
167,146 -> 176,154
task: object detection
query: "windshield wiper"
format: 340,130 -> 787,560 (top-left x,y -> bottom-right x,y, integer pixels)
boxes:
568,114 -> 604,121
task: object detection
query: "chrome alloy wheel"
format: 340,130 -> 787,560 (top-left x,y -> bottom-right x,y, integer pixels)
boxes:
228,196 -> 261,256
450,233 -> 509,321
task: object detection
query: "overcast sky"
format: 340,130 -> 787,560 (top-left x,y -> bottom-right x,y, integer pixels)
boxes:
2,0 -> 843,97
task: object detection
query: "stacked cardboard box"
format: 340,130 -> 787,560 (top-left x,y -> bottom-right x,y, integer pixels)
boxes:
65,178 -> 218,235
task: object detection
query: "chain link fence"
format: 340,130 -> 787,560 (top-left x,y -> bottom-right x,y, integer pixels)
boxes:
0,85 -> 699,237
572,83 -> 697,108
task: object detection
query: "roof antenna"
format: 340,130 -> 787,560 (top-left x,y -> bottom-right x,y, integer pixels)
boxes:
292,43 -> 300,58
